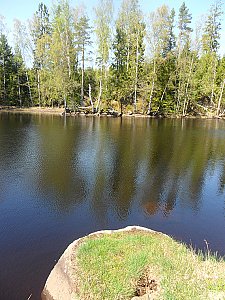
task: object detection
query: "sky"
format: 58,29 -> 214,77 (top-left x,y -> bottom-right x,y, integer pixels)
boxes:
1,0 -> 225,55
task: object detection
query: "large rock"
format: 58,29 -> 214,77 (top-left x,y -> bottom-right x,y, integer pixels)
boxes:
41,226 -> 160,300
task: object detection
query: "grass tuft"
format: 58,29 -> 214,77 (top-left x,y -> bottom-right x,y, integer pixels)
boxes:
75,231 -> 225,300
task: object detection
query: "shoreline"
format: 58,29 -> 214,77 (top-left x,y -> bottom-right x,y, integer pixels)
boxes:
0,106 -> 65,115
0,106 -> 224,119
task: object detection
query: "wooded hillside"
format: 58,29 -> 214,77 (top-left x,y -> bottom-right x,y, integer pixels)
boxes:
0,0 -> 224,116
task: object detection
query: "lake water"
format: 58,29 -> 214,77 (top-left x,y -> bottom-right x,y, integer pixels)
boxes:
0,113 -> 224,299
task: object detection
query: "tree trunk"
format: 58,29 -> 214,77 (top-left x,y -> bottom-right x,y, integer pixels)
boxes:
64,95 -> 67,110
120,98 -> 123,115
217,79 -> 225,116
89,84 -> 94,113
96,80 -> 102,113
81,42 -> 84,106
134,32 -> 139,113
18,74 -> 21,108
26,71 -> 33,106
3,56 -> 6,103
176,80 -> 182,114
67,55 -> 71,79
65,28 -> 71,79
210,58 -> 217,106
182,56 -> 194,116
126,42 -> 130,72
104,65 -> 107,101
147,59 -> 156,114
160,80 -> 169,103
155,78 -> 170,115
37,70 -> 41,108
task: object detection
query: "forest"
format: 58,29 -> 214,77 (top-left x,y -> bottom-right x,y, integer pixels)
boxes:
0,0 -> 225,117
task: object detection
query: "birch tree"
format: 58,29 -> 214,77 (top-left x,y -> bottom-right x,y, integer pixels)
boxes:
201,0 -> 223,113
113,0 -> 145,112
146,5 -> 176,114
94,0 -> 113,112
30,2 -> 51,106
50,0 -> 80,108
74,11 -> 92,106
13,19 -> 33,105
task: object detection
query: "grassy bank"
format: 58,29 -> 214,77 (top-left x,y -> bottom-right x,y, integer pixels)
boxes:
76,231 -> 225,300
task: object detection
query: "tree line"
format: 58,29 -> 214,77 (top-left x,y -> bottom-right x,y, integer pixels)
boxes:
0,0 -> 224,116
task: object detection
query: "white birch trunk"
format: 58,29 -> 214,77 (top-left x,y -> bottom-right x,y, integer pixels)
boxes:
89,84 -> 94,113
3,56 -> 6,103
134,32 -> 139,113
96,80 -> 102,113
148,59 -> 156,114
210,59 -> 217,105
37,70 -> 41,108
126,43 -> 130,72
182,56 -> 194,116
26,71 -> 33,106
18,74 -> 21,107
217,79 -> 225,116
81,42 -> 84,106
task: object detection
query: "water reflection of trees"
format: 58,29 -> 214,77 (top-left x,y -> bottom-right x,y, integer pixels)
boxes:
7,114 -> 224,219
145,120 -> 199,214
0,113 -> 32,166
140,119 -> 225,216
41,117 -> 225,218
0,113 -> 33,203
37,115 -> 85,212
85,118 -> 225,219
219,164 -> 225,194
69,117 -> 225,220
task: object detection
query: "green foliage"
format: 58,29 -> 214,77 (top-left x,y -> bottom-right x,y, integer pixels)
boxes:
148,5 -> 176,58
31,2 -> 51,70
0,0 -> 225,115
0,34 -> 29,106
111,0 -> 145,112
94,0 -> 113,68
178,1 -> 192,52
202,0 -> 223,54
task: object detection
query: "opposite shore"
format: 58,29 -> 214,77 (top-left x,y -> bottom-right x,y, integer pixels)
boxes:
0,106 -> 225,119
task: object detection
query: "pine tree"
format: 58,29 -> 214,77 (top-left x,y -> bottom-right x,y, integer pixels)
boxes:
178,2 -> 192,56
13,19 -> 33,106
74,12 -> 92,106
176,2 -> 194,115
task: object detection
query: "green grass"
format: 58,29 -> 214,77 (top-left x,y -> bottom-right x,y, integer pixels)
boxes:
76,231 -> 225,300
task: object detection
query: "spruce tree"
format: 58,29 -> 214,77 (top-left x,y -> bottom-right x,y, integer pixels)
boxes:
0,34 -> 15,105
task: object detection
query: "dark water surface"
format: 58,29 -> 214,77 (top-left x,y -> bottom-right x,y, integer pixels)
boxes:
0,113 -> 225,299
